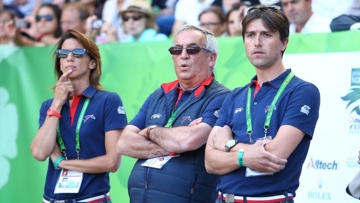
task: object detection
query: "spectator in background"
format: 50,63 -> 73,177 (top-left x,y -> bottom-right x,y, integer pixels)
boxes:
171,0 -> 214,36
61,2 -> 91,34
281,0 -> 331,34
211,0 -> 245,13
151,0 -> 177,37
199,6 -> 226,37
0,8 -> 17,45
330,14 -> 360,31
117,0 -> 168,42
21,3 -> 62,45
101,0 -> 132,42
224,2 -> 249,37
52,0 -> 70,9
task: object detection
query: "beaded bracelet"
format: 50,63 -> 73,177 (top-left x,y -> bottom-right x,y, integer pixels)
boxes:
54,156 -> 65,170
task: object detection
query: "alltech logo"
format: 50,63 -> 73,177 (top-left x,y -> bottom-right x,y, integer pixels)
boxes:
306,158 -> 338,170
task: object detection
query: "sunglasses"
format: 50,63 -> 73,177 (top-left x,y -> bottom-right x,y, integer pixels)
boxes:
168,46 -> 212,55
36,14 -> 54,22
56,48 -> 88,58
247,5 -> 282,13
122,15 -> 144,22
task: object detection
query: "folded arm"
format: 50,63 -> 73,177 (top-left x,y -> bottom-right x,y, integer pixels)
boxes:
55,129 -> 122,173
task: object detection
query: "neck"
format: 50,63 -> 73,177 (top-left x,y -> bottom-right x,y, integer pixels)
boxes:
178,74 -> 211,91
71,79 -> 90,96
295,12 -> 313,33
255,65 -> 286,86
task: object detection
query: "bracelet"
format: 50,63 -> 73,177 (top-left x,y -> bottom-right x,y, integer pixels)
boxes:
238,149 -> 245,167
54,156 -> 65,170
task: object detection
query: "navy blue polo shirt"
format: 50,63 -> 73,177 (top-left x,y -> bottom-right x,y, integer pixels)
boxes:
38,85 -> 127,200
215,69 -> 320,196
130,83 -> 226,129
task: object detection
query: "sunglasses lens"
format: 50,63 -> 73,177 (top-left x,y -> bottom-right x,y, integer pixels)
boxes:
186,47 -> 201,54
45,14 -> 53,21
36,14 -> 54,22
122,16 -> 129,21
72,49 -> 86,58
132,15 -> 143,21
169,48 -> 182,55
57,49 -> 69,58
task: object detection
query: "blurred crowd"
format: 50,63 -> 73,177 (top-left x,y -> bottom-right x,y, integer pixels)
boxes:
0,0 -> 359,46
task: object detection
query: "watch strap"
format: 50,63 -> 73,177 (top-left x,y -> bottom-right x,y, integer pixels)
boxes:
47,108 -> 62,119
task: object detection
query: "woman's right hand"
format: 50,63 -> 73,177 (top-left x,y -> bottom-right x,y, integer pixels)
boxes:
53,69 -> 73,108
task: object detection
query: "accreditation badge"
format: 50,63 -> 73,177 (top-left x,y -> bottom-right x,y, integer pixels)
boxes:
54,169 -> 83,193
141,155 -> 179,169
245,168 -> 273,177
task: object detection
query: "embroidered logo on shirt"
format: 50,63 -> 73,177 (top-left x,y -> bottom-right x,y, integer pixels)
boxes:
181,116 -> 192,124
118,106 -> 126,114
300,105 -> 310,115
234,107 -> 244,114
214,110 -> 220,118
83,114 -> 96,123
151,113 -> 162,119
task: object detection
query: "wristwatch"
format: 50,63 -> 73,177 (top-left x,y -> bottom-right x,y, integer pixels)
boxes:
225,139 -> 238,152
146,125 -> 157,138
47,108 -> 61,119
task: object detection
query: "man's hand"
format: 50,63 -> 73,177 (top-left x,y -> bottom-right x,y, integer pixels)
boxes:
243,139 -> 287,173
212,125 -> 233,151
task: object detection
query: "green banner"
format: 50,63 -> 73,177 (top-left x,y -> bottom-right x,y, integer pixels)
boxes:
0,31 -> 359,203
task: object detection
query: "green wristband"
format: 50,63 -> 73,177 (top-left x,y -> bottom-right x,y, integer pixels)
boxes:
238,149 -> 245,167
54,156 -> 65,170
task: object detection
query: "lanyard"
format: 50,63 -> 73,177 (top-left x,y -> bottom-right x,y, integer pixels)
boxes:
57,98 -> 90,159
245,71 -> 294,143
164,107 -> 182,128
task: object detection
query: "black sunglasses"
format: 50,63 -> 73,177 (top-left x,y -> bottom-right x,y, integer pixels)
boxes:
36,14 -> 54,22
122,15 -> 144,22
56,48 -> 88,58
247,5 -> 282,14
168,46 -> 212,55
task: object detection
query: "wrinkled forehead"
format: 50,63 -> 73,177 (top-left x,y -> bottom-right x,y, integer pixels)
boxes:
173,30 -> 205,47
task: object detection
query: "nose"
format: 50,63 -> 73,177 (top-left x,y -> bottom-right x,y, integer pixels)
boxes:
179,48 -> 189,59
66,52 -> 74,61
254,34 -> 261,47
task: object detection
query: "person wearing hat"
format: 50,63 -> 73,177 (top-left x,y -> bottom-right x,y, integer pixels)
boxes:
118,0 -> 168,42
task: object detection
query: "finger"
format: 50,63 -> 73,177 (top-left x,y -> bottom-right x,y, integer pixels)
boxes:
58,69 -> 73,82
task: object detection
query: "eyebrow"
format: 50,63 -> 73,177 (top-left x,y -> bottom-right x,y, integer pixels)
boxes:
174,43 -> 199,47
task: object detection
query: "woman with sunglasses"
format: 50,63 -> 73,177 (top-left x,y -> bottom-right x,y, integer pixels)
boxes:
118,0 -> 168,43
20,3 -> 62,45
30,29 -> 127,203
0,9 -> 17,45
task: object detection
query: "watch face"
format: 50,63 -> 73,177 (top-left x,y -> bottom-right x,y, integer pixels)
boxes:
226,140 -> 236,147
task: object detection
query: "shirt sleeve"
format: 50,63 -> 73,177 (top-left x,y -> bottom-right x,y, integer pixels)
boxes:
200,92 -> 228,127
129,95 -> 151,130
104,93 -> 128,131
214,91 -> 233,127
281,83 -> 320,138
